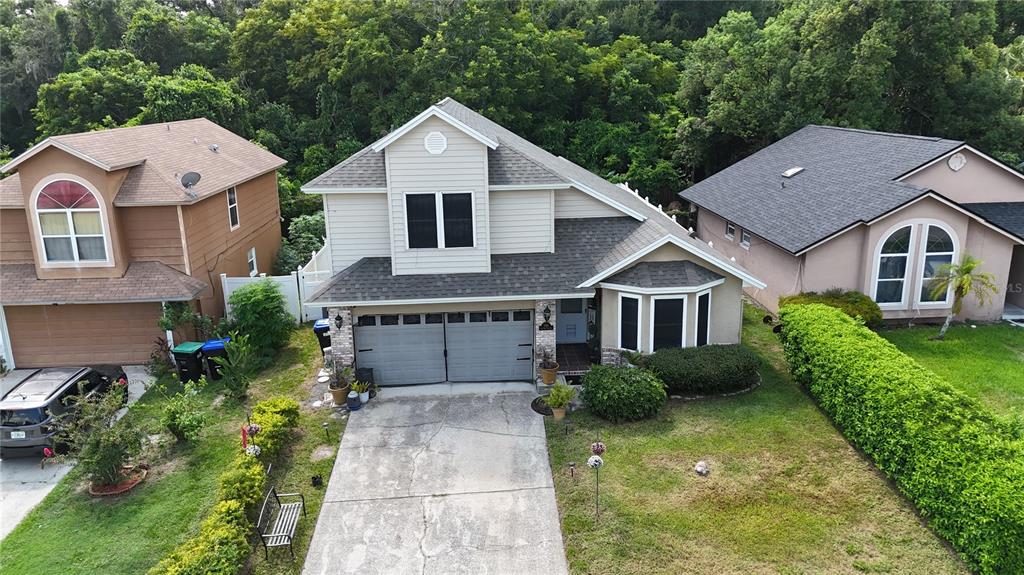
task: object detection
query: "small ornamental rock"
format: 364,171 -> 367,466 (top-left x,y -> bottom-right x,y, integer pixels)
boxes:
587,455 -> 604,469
694,460 -> 710,477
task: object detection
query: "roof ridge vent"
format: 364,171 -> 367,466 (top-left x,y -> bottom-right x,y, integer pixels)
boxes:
782,166 -> 804,178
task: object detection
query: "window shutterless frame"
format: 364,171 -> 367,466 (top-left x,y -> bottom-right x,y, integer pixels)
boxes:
725,222 -> 735,240
740,230 -> 751,248
247,247 -> 257,276
649,294 -> 687,352
871,222 -> 918,309
694,289 -> 712,347
403,191 -> 476,249
227,187 -> 240,230
617,292 -> 642,351
31,174 -> 113,268
915,222 -> 958,308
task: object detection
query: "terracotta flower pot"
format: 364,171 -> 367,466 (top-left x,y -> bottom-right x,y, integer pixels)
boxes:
539,362 -> 559,385
551,407 -> 566,421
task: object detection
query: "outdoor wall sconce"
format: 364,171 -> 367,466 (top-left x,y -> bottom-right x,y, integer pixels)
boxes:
334,313 -> 344,329
539,305 -> 553,331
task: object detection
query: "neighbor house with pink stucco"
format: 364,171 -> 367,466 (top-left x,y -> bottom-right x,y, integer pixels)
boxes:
680,125 -> 1024,323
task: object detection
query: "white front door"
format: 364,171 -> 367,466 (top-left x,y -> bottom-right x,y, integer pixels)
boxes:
556,299 -> 587,343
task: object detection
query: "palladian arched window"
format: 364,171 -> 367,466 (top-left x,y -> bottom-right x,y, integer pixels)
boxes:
36,180 -> 107,263
919,225 -> 955,303
874,225 -> 912,304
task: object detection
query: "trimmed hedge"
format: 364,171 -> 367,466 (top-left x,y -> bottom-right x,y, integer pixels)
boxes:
148,397 -> 300,575
779,304 -> 1024,574
779,288 -> 882,328
642,344 -> 760,395
580,365 -> 666,422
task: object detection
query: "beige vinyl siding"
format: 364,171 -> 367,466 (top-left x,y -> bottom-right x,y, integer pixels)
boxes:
554,188 -> 623,218
325,193 -> 391,273
489,189 -> 553,254
386,116 -> 490,275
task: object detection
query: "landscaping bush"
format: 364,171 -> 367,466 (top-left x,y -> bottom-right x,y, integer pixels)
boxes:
642,344 -> 760,395
252,396 -> 300,427
779,304 -> 1024,574
147,500 -> 250,575
159,378 -> 207,442
211,332 -> 258,399
226,278 -> 293,363
779,288 -> 883,328
249,411 -> 289,460
217,454 -> 266,509
51,386 -> 143,486
580,365 -> 666,422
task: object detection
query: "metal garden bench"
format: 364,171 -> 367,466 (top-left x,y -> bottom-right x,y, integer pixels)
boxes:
255,486 -> 306,559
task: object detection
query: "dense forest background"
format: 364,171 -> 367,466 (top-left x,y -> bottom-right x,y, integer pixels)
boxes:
2,0 -> 1022,271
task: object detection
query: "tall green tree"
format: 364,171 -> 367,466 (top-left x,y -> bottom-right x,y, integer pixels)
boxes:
138,64 -> 248,131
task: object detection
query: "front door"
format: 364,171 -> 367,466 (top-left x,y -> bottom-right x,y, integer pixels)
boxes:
556,298 -> 587,343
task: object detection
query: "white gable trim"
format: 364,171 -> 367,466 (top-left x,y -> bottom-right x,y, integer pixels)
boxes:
896,144 -> 1024,183
598,278 -> 725,295
579,235 -> 767,290
489,183 -> 572,191
567,181 -> 647,221
300,186 -> 387,194
371,106 -> 499,152
2,138 -> 143,173
865,192 -> 1024,244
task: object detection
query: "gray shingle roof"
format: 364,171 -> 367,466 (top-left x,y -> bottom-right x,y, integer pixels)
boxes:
679,125 -> 964,253
302,146 -> 386,190
603,260 -> 723,289
0,261 -> 208,305
961,202 -> 1024,240
309,217 -> 670,304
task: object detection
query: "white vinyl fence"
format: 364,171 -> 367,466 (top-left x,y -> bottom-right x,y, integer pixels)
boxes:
221,242 -> 334,324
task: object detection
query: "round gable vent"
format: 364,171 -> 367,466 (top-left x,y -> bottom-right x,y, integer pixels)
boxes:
424,131 -> 447,155
947,152 -> 967,172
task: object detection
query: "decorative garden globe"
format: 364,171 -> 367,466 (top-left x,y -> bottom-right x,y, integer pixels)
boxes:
587,455 -> 604,469
591,442 -> 606,456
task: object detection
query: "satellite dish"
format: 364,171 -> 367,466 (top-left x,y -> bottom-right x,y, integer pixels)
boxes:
180,172 -> 201,188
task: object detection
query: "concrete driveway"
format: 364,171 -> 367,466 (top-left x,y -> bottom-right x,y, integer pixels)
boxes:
0,365 -> 151,540
303,383 -> 568,575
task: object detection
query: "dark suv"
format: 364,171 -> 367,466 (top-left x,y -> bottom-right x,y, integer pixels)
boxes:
0,365 -> 127,458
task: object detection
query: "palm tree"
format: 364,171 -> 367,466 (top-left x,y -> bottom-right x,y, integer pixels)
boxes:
927,254 -> 999,340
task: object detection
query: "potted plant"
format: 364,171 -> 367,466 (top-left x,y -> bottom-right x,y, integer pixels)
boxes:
543,381 -> 576,421
539,351 -> 559,386
351,380 -> 371,405
329,365 -> 353,405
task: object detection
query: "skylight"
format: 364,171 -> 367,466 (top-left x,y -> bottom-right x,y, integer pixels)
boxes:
782,166 -> 805,178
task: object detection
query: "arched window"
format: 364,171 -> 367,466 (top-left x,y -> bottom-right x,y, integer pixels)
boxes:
919,225 -> 955,303
36,180 -> 107,263
874,225 -> 912,304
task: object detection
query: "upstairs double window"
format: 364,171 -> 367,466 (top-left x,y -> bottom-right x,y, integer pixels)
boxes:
405,192 -> 474,249
35,179 -> 108,264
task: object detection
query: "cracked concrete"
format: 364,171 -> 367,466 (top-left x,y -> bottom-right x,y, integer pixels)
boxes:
303,383 -> 568,575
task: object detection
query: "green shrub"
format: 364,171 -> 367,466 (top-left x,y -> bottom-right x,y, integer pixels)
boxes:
543,381 -> 576,409
160,378 -> 208,442
779,304 -> 1024,574
212,332 -> 259,399
253,396 -> 300,427
642,344 -> 760,395
51,386 -> 143,485
779,288 -> 883,328
580,365 -> 666,422
147,500 -> 250,575
226,278 -> 293,363
217,454 -> 266,510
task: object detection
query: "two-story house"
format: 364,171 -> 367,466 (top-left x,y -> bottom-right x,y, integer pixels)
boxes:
303,98 -> 765,385
0,119 -> 286,368
680,126 -> 1024,323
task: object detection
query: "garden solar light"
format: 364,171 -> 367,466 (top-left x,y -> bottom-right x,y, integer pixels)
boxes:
322,422 -> 329,441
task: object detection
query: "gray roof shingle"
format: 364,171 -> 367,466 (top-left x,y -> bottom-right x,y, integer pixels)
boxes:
310,217 -> 669,304
604,260 -> 723,289
302,146 -> 386,190
961,202 -> 1024,240
0,261 -> 208,305
679,125 -> 964,253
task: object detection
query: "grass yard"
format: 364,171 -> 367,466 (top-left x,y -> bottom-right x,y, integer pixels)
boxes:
546,305 -> 966,574
881,323 -> 1024,418
0,327 -> 340,575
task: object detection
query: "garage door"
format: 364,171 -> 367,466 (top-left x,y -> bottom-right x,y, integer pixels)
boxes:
352,310 -> 533,385
5,303 -> 164,368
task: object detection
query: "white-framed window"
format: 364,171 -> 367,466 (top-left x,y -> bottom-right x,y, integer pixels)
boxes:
873,225 -> 913,306
617,293 -> 641,351
247,247 -> 257,276
650,295 -> 687,351
35,179 -> 108,264
404,191 -> 474,249
694,289 -> 712,346
227,187 -> 240,230
918,224 -> 956,305
740,230 -> 751,248
725,222 -> 736,239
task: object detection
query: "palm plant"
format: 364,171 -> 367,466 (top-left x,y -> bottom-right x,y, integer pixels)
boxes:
927,254 -> 999,340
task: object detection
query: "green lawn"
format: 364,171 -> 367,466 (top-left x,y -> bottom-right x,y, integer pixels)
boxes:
546,305 -> 966,574
0,327 -> 338,575
881,323 -> 1024,418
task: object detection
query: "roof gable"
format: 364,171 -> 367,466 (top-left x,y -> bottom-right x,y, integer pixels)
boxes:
370,106 -> 499,152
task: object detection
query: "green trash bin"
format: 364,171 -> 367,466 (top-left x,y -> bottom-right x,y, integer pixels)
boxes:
172,342 -> 204,383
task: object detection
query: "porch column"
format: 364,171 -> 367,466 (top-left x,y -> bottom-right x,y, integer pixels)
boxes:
534,299 -> 556,378
327,307 -> 354,370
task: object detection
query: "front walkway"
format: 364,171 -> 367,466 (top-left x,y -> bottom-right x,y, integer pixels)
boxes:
303,383 -> 568,575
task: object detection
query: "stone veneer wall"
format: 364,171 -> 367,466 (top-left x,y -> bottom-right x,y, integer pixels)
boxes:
327,307 -> 354,370
600,348 -> 624,366
534,299 -> 556,378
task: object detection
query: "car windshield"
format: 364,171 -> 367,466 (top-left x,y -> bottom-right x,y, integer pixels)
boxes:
1,408 -> 48,427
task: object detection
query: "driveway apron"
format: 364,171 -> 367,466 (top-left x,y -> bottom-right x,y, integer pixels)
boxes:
303,386 -> 568,575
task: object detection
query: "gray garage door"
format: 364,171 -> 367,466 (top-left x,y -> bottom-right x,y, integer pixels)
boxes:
353,313 -> 446,385
352,310 -> 533,385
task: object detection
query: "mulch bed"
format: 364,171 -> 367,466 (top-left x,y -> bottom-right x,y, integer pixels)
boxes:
89,467 -> 148,497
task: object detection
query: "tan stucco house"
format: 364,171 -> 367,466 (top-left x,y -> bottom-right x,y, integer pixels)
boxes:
680,125 -> 1024,323
0,119 -> 286,368
302,98 -> 765,385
